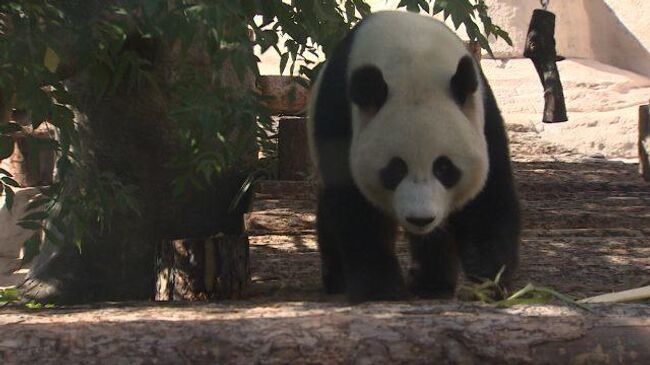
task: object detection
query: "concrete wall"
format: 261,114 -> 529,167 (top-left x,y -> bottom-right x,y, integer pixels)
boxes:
483,0 -> 650,77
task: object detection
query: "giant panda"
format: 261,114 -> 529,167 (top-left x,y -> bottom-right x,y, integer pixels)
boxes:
307,11 -> 521,303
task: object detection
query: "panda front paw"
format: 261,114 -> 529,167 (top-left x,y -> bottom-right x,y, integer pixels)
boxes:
322,270 -> 346,295
407,268 -> 457,299
345,271 -> 408,304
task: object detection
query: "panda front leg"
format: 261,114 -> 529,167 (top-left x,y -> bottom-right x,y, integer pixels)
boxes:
451,190 -> 520,293
315,209 -> 345,295
317,187 -> 407,303
407,228 -> 459,299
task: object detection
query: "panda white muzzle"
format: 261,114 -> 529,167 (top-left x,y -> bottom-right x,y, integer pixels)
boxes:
393,180 -> 446,235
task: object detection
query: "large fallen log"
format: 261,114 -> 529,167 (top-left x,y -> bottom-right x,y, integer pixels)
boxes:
0,302 -> 648,364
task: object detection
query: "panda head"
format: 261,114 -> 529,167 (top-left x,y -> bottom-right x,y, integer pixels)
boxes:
347,26 -> 489,235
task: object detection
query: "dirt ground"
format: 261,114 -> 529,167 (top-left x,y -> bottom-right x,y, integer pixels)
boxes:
246,122 -> 650,302
2,122 -> 650,364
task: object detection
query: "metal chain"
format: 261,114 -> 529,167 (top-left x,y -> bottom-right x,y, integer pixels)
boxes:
541,0 -> 549,10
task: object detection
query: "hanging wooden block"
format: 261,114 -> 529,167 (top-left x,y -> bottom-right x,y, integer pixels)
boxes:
524,9 -> 568,123
639,104 -> 650,181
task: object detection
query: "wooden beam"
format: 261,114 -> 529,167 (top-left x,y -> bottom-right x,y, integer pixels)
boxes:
578,285 -> 650,304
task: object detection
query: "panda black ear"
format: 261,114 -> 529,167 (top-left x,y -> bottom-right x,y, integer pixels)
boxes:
450,55 -> 478,105
349,65 -> 388,116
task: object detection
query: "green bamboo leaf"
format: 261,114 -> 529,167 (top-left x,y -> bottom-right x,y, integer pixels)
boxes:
44,47 -> 61,73
20,211 -> 49,221
18,220 -> 42,230
21,234 -> 41,264
1,176 -> 20,187
4,185 -> 14,211
279,52 -> 289,75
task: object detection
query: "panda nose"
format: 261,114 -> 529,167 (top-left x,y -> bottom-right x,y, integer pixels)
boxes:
406,216 -> 435,227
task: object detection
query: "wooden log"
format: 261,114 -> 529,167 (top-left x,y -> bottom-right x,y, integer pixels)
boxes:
2,303 -> 650,364
639,104 -> 650,181
155,235 -> 250,301
259,75 -> 309,116
277,116 -> 312,180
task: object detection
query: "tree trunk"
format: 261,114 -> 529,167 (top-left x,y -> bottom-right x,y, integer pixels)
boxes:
277,117 -> 311,180
258,75 -> 309,115
23,1 -> 257,304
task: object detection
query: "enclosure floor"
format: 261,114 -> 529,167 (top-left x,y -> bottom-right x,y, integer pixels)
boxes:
3,123 -> 650,364
246,123 -> 650,302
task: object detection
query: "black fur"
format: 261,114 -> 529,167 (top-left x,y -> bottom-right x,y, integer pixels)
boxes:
312,15 -> 520,303
433,155 -> 461,189
349,65 -> 389,113
380,157 -> 408,191
450,55 -> 479,105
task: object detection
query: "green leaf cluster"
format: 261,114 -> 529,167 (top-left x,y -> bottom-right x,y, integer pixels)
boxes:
396,0 -> 512,55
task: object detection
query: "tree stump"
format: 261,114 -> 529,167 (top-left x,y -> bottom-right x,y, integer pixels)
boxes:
212,235 -> 250,299
639,104 -> 650,181
0,128 -> 55,187
278,116 -> 311,180
258,75 -> 309,115
155,234 -> 250,301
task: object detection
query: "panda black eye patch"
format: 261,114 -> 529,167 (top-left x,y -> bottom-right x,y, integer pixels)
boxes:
380,157 -> 408,191
349,65 -> 388,113
433,156 -> 461,188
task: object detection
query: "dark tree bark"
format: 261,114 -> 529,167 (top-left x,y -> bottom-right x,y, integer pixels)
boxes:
278,117 -> 312,180
155,235 -> 250,301
212,234 -> 250,299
